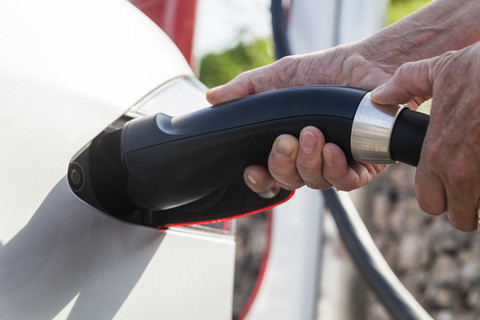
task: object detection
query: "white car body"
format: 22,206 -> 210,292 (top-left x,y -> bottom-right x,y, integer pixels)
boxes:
0,0 -> 389,319
0,1 -> 234,319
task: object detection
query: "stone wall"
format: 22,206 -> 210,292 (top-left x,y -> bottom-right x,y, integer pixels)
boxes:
232,163 -> 480,320
366,164 -> 480,320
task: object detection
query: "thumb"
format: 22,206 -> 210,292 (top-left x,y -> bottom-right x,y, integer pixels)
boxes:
371,58 -> 436,106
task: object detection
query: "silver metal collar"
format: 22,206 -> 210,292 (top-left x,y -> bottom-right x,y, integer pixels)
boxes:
350,92 -> 408,164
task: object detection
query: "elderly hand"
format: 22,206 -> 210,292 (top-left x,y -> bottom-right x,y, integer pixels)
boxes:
207,44 -> 395,193
372,43 -> 480,232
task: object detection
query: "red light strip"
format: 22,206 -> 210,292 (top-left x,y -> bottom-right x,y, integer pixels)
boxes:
159,190 -> 295,230
236,209 -> 274,320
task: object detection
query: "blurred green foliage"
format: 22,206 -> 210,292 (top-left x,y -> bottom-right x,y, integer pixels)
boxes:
198,38 -> 275,88
198,0 -> 433,89
388,0 -> 432,25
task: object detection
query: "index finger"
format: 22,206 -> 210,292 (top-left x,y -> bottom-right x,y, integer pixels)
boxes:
206,56 -> 301,105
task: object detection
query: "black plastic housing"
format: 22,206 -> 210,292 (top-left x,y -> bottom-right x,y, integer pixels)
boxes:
390,108 -> 429,166
67,86 -> 429,228
123,86 -> 365,211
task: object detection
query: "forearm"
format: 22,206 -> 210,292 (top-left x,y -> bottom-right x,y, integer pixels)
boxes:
358,0 -> 480,72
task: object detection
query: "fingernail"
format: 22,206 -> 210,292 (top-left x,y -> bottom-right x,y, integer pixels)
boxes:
276,139 -> 294,159
247,174 -> 257,185
323,148 -> 334,166
258,185 -> 281,199
372,83 -> 385,94
371,84 -> 386,102
301,131 -> 317,154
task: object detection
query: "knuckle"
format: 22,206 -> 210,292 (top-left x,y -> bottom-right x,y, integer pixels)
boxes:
235,69 -> 253,82
396,62 -> 413,77
276,55 -> 297,70
421,140 -> 441,165
446,160 -> 470,187
278,180 -> 304,191
414,182 -> 445,216
336,184 -> 356,192
269,140 -> 298,169
393,61 -> 419,85
343,185 -> 357,192
447,210 -> 477,232
297,158 -> 319,173
323,170 -> 343,185
269,161 -> 295,178
415,189 -> 445,216
417,199 -> 444,216
304,180 -> 330,190
268,162 -> 303,189
274,56 -> 301,85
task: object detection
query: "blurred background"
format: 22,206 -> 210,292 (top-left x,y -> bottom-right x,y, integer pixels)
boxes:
194,1 -> 480,320
194,0 -> 432,88
135,0 -> 480,319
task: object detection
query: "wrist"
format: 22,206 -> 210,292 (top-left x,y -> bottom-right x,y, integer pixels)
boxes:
357,0 -> 480,70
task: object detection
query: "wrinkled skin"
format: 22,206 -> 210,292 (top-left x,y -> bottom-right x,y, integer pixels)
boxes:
372,43 -> 480,232
207,0 -> 480,232
207,45 -> 392,193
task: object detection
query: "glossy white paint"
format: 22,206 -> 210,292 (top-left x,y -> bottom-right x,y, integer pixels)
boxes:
0,0 -> 234,319
0,0 -> 193,109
